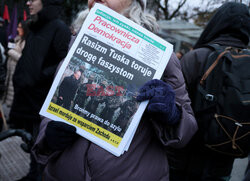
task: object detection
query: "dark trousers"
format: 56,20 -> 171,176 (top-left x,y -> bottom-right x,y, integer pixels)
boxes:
243,155 -> 250,181
56,97 -> 71,110
24,120 -> 43,181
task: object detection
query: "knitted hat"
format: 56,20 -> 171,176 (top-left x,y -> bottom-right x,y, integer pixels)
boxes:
42,0 -> 64,7
137,0 -> 147,10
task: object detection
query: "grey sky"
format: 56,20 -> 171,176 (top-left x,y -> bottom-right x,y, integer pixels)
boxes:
169,0 -> 249,11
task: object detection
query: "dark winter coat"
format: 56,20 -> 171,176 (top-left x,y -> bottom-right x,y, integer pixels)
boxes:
9,4 -> 71,125
58,75 -> 80,108
32,53 -> 198,181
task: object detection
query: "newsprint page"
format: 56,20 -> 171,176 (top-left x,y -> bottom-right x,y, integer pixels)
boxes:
40,3 -> 173,156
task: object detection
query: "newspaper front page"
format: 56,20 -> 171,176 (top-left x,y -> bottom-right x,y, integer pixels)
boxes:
40,3 -> 173,156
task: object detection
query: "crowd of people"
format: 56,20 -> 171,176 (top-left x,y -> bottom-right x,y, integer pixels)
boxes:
0,0 -> 249,181
56,68 -> 139,137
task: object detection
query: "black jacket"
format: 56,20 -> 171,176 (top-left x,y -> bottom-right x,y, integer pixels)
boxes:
10,4 -> 71,124
58,75 -> 80,103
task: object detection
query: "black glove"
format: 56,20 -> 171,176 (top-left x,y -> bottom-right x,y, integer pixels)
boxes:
45,121 -> 78,151
137,79 -> 181,125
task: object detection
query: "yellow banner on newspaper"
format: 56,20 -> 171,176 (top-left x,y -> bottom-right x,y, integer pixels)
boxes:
47,102 -> 122,147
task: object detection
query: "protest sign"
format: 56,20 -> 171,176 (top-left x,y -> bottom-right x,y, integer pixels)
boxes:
40,3 -> 173,156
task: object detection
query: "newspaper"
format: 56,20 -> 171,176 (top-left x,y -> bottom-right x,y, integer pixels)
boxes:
40,3 -> 173,157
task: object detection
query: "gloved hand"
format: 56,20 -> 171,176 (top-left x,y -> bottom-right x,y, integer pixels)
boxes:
137,79 -> 181,125
45,121 -> 78,151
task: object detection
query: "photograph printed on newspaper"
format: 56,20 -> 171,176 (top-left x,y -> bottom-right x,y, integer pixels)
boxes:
40,3 -> 173,156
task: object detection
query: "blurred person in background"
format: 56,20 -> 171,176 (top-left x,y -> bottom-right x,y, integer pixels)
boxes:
32,0 -> 198,180
2,21 -> 29,120
8,0 -> 71,180
176,50 -> 184,60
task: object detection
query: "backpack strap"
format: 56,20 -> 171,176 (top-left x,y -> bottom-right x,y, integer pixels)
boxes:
200,48 -> 229,85
200,44 -> 250,85
197,83 -> 217,102
197,44 -> 228,102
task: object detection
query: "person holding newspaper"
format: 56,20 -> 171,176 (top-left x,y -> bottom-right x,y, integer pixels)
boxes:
32,0 -> 198,180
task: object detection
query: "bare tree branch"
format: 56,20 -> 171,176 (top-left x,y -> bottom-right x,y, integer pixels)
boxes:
169,0 -> 187,19
146,0 -> 229,26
